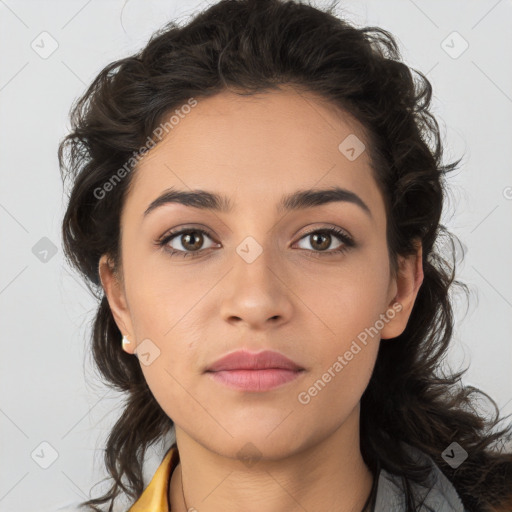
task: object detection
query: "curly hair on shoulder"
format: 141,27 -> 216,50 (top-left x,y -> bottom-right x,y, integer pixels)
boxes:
58,0 -> 512,511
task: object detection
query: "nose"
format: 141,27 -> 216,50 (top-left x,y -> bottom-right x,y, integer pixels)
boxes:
219,243 -> 294,330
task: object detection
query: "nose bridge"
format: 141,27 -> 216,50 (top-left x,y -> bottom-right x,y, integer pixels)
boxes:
235,233 -> 277,286
219,230 -> 293,327
229,202 -> 281,277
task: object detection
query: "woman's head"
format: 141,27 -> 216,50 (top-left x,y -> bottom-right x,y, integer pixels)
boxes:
58,0 -> 511,510
96,84 -> 423,461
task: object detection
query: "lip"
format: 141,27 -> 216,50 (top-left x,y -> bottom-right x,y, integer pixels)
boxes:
204,349 -> 305,392
207,368 -> 305,392
205,349 -> 304,372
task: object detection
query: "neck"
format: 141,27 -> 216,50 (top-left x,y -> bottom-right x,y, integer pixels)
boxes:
170,406 -> 374,512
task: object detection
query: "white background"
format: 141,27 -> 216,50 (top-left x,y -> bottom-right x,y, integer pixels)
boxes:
1,0 -> 511,510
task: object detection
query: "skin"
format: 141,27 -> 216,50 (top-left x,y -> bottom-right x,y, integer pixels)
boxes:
99,86 -> 424,512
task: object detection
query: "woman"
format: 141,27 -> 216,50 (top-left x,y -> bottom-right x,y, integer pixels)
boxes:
58,0 -> 512,510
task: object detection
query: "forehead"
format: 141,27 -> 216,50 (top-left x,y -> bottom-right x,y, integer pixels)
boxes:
122,87 -> 384,223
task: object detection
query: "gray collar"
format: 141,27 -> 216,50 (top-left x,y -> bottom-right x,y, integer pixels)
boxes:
374,444 -> 468,512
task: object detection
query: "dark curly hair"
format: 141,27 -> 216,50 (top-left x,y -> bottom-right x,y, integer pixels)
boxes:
58,0 -> 512,510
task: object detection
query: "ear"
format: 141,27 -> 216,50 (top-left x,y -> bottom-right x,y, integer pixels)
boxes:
98,254 -> 136,354
380,239 -> 424,340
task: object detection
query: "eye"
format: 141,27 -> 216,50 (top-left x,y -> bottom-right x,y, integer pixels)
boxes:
293,226 -> 355,256
156,225 -> 355,259
157,228 -> 218,258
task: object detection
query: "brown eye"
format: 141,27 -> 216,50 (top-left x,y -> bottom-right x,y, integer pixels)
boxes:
296,229 -> 344,252
293,226 -> 355,258
160,228 -> 217,257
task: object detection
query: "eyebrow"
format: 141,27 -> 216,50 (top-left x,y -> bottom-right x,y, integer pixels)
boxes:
143,186 -> 372,219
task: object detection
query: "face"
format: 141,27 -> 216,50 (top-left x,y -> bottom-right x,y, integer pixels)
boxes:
100,86 -> 422,461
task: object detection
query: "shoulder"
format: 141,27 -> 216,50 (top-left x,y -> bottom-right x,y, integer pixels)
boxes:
374,443 -> 469,512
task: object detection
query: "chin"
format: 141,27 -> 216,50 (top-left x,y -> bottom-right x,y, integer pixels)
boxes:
208,430 -> 310,464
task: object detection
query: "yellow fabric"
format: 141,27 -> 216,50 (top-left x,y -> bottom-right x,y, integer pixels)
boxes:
128,444 -> 179,512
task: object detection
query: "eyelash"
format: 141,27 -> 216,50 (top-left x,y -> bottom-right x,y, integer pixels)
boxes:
156,226 -> 355,259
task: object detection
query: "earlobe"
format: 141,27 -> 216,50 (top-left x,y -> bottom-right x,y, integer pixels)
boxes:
380,240 -> 424,340
121,335 -> 132,351
98,254 -> 136,354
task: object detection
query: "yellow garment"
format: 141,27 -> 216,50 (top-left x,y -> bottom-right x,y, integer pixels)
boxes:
128,443 -> 180,512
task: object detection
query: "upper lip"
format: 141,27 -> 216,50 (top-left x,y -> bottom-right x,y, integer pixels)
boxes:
205,349 -> 304,372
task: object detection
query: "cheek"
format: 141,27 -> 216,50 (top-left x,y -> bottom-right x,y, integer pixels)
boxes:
124,251 -> 210,338
293,249 -> 389,397
135,319 -> 201,425
296,253 -> 391,343
298,340 -> 379,415
294,288 -> 383,424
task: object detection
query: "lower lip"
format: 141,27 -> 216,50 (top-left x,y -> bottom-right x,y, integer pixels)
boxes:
206,369 -> 305,392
